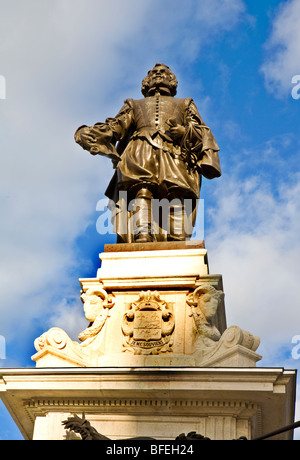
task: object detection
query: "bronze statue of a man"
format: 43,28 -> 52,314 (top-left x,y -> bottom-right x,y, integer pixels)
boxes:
75,63 -> 221,243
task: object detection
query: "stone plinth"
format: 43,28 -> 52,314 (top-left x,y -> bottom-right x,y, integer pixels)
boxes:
0,367 -> 296,440
97,241 -> 208,286
32,242 -> 261,369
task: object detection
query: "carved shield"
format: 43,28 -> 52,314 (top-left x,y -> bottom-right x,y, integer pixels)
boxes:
121,291 -> 175,354
133,310 -> 162,341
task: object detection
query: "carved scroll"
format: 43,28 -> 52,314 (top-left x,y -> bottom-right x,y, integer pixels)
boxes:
34,327 -> 91,365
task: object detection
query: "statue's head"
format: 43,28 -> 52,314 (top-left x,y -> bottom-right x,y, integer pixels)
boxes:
194,285 -> 224,320
141,63 -> 178,96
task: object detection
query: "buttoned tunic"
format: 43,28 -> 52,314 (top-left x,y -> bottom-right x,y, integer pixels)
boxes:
75,94 -> 221,203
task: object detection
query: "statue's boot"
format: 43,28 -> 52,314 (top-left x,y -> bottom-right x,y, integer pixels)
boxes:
167,193 -> 194,241
131,187 -> 154,243
168,202 -> 187,241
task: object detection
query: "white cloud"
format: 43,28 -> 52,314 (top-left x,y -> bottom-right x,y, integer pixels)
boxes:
261,0 -> 300,97
195,0 -> 246,27
0,0 -> 153,342
206,171 -> 300,366
0,0 -> 248,353
144,0 -> 247,64
46,297 -> 87,341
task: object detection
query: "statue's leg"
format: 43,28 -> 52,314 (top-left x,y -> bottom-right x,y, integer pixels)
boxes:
169,200 -> 187,241
129,185 -> 154,243
166,190 -> 195,241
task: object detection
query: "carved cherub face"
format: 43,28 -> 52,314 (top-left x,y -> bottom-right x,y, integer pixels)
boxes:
81,292 -> 104,322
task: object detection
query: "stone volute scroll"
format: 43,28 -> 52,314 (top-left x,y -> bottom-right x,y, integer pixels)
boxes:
33,327 -> 93,367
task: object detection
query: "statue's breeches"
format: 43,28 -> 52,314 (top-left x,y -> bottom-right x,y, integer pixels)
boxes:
114,137 -> 201,199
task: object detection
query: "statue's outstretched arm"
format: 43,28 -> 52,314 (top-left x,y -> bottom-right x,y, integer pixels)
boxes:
74,99 -> 134,164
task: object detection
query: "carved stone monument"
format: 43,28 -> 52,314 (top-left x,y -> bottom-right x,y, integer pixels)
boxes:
0,64 -> 296,441
31,242 -> 262,369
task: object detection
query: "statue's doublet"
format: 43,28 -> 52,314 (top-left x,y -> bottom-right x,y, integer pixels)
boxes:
130,95 -> 187,136
105,96 -> 200,199
105,94 -> 220,201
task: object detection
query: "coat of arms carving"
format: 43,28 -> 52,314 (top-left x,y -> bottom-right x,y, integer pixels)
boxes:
121,291 -> 175,354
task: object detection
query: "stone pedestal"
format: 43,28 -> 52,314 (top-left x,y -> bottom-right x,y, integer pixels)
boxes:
0,367 -> 296,440
0,242 -> 297,440
32,242 -> 261,369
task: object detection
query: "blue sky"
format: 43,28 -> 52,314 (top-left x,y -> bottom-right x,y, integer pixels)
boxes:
0,0 -> 300,440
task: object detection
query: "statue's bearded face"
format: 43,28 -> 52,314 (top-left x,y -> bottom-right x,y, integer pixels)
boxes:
141,63 -> 178,96
147,65 -> 172,90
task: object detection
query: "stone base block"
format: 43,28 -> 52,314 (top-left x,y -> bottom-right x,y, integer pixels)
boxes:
0,367 -> 296,440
